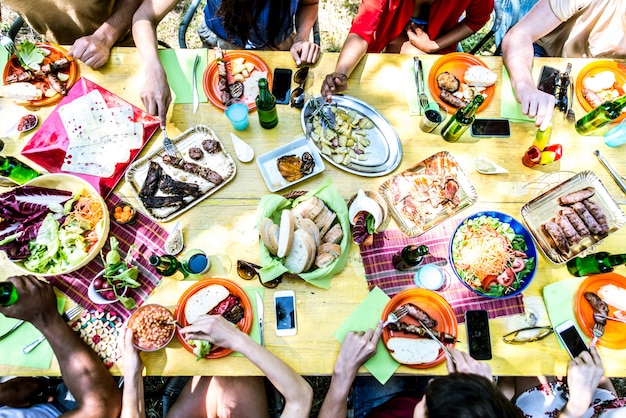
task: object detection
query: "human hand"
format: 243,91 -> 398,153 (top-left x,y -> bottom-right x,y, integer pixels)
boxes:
180,315 -> 242,350
406,25 -> 436,53
515,81 -> 555,131
0,276 -> 58,327
121,327 -> 143,378
562,346 -> 604,415
290,39 -> 320,66
334,321 -> 383,380
140,66 -> 172,123
447,348 -> 493,381
67,34 -> 112,69
321,72 -> 348,102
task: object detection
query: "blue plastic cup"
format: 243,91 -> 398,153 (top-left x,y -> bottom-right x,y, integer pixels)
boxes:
225,99 -> 249,130
604,120 -> 626,148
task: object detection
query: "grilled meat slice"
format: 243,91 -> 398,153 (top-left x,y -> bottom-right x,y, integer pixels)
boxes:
141,195 -> 186,208
139,161 -> 163,197
158,173 -> 201,197
162,155 -> 224,185
404,303 -> 438,329
387,321 -> 457,344
277,155 -> 304,182
202,139 -> 223,154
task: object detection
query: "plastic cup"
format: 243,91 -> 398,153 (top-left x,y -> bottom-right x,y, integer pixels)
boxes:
181,249 -> 210,275
604,120 -> 626,148
225,98 -> 249,130
419,102 -> 447,133
413,264 -> 448,291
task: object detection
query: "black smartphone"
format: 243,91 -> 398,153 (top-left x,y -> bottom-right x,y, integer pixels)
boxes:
471,119 -> 511,137
537,65 -> 559,95
272,68 -> 292,105
465,310 -> 492,360
555,320 -> 588,359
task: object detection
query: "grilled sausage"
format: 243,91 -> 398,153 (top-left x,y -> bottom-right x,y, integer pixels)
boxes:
404,303 -> 438,329
573,202 -> 603,235
582,88 -> 604,108
542,220 -> 569,255
47,73 -> 67,95
558,187 -> 595,206
555,214 -> 582,245
559,207 -> 590,237
388,321 -> 456,344
584,292 -> 609,325
439,90 -> 469,108
582,199 -> 609,235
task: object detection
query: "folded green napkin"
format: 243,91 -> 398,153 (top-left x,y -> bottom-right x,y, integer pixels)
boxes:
403,57 -> 434,115
231,286 -> 263,356
334,287 -> 399,384
258,178 -> 350,289
158,49 -> 209,104
500,66 -> 534,122
0,297 -> 64,368
543,276 -> 587,348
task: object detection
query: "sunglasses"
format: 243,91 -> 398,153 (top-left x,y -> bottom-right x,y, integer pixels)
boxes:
290,67 -> 309,109
237,260 -> 282,288
502,326 -> 553,344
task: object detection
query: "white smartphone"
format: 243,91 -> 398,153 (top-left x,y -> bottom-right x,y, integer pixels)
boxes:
555,320 -> 588,359
274,290 -> 297,336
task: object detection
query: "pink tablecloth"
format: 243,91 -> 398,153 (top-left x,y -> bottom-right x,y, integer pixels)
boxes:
47,194 -> 168,320
359,216 -> 525,323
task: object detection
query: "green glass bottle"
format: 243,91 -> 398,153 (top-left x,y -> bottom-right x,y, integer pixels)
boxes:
256,78 -> 278,129
149,254 -> 182,277
0,155 -> 39,184
575,95 -> 626,136
566,252 -> 626,277
441,95 -> 484,142
0,282 -> 18,307
392,245 -> 429,271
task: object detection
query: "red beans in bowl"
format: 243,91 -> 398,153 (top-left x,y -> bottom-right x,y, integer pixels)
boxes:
128,304 -> 176,351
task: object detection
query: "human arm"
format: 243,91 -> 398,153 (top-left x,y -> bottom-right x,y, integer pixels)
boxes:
557,346 -> 605,418
66,0 -> 142,68
132,0 -> 178,122
290,0 -> 320,65
0,276 -> 121,418
404,22 -> 474,54
320,33 -> 369,101
121,328 -> 145,418
502,0 -> 563,130
318,321 -> 383,418
181,315 -> 312,417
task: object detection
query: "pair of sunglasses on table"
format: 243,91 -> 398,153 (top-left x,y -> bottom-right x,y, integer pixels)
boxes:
290,67 -> 309,109
237,259 -> 302,288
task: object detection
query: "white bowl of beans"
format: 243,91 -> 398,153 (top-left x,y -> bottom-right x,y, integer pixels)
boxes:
128,304 -> 176,351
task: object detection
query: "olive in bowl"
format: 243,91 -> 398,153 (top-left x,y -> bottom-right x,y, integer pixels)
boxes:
112,202 -> 136,224
128,304 -> 176,352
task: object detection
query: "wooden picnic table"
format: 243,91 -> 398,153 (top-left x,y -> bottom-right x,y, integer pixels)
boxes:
1,48 -> 625,378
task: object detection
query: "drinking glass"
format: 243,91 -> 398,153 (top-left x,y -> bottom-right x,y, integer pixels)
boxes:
225,98 -> 249,130
181,249 -> 210,275
419,102 -> 447,133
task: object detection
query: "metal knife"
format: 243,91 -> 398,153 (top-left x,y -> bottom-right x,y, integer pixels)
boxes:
0,319 -> 25,340
255,291 -> 264,347
417,319 -> 456,366
192,54 -> 200,114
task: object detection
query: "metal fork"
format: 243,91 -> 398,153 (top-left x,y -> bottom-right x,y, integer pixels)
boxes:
590,321 -> 605,348
594,314 -> 626,324
415,58 -> 429,111
0,35 -> 19,57
161,124 -> 179,158
565,77 -> 575,124
383,306 -> 409,327
22,305 -> 85,354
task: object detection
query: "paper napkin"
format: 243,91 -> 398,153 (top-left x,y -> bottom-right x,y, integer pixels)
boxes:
158,49 -> 209,104
403,58 -> 434,116
500,66 -> 534,122
334,286 -> 399,384
543,276 -> 587,348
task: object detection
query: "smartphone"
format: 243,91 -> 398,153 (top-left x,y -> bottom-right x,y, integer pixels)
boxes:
471,119 -> 511,137
537,65 -> 559,95
272,68 -> 292,105
274,290 -> 297,336
465,310 -> 492,360
555,320 -> 588,359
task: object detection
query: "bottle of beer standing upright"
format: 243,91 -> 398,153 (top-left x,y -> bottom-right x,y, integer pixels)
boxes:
575,95 -> 626,135
392,245 -> 429,271
441,95 -> 484,142
256,78 -> 278,129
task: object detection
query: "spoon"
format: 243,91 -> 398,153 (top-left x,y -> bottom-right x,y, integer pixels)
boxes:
474,157 -> 509,175
164,221 -> 184,255
230,132 -> 254,162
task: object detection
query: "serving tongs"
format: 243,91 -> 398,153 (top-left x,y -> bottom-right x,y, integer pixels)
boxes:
594,150 -> 626,195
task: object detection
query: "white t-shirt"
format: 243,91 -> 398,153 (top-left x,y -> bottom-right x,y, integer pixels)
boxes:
0,404 -> 61,418
538,0 -> 626,57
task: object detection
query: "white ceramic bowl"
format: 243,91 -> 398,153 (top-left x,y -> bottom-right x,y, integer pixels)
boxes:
88,270 -> 127,305
7,173 -> 109,276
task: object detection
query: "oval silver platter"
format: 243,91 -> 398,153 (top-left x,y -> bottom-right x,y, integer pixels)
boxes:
300,95 -> 402,177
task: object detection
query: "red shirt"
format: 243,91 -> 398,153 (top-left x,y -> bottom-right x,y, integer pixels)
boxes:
349,0 -> 493,53
367,396 -> 420,418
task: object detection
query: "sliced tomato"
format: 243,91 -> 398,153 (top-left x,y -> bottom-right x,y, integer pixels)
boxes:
497,268 -> 516,287
481,275 -> 498,291
511,258 -> 525,273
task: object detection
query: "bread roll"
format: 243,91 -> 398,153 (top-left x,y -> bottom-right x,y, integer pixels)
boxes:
386,337 -> 440,365
463,66 -> 497,87
598,284 -> 626,311
277,209 -> 295,258
284,229 -> 314,273
185,284 -> 229,324
0,82 -> 43,101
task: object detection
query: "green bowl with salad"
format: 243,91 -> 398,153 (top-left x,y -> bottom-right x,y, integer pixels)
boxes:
1,173 -> 109,276
449,211 -> 537,298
